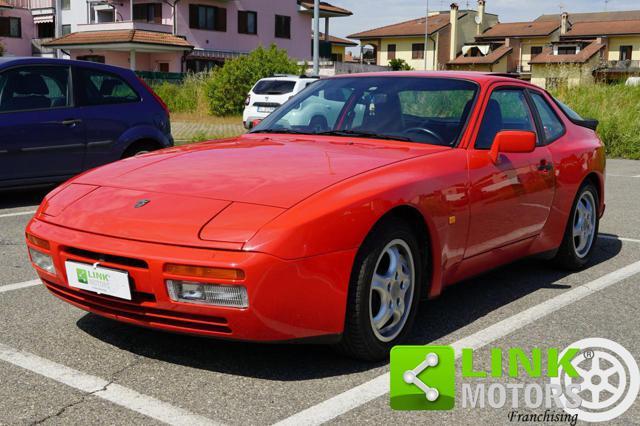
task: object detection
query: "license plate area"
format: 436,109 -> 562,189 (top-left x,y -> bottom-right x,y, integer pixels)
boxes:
65,260 -> 132,300
257,106 -> 276,113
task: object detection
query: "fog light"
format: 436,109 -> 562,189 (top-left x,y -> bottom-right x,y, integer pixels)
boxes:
28,247 -> 55,274
166,280 -> 248,308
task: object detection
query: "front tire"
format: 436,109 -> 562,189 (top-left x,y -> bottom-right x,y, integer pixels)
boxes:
553,182 -> 600,270
337,218 -> 422,361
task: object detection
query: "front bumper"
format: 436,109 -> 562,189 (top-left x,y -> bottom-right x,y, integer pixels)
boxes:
26,218 -> 356,342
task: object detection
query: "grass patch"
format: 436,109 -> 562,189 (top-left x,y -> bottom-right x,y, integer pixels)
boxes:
151,72 -> 212,115
551,84 -> 640,159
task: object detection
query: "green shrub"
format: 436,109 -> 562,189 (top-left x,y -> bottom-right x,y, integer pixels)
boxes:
206,45 -> 300,116
151,72 -> 212,115
551,84 -> 640,159
389,58 -> 413,71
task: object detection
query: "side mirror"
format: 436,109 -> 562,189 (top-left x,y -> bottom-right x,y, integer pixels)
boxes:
489,130 -> 536,163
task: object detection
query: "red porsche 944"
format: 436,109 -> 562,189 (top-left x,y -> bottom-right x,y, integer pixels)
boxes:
26,73 -> 605,360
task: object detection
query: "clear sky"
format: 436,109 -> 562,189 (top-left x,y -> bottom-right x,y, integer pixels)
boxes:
329,0 -> 640,46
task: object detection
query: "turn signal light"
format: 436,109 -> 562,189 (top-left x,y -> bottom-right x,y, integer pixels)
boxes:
164,264 -> 245,280
26,233 -> 50,250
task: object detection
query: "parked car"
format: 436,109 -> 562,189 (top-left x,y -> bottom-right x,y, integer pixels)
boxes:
242,75 -> 318,129
26,72 -> 605,361
0,57 -> 173,189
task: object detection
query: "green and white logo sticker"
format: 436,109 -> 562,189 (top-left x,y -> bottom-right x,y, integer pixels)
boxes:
390,345 -> 455,411
76,268 -> 88,284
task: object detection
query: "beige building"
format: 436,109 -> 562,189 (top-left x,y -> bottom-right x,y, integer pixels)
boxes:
348,2 -> 498,70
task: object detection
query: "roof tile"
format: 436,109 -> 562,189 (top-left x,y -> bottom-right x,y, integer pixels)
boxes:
45,30 -> 193,49
348,13 -> 462,39
529,41 -> 605,64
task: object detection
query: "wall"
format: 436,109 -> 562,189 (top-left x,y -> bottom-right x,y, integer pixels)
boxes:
607,36 -> 640,61
331,44 -> 346,60
70,50 -> 183,72
379,36 -> 436,70
518,37 -> 552,72
530,56 -> 599,89
0,7 -> 35,57
176,0 -> 312,60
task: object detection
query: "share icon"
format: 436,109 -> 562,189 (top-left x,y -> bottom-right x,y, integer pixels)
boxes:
402,352 -> 440,402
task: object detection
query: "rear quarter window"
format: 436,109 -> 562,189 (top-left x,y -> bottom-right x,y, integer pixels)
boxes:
75,67 -> 140,106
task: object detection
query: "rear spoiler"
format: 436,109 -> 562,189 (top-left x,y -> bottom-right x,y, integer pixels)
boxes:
575,119 -> 599,131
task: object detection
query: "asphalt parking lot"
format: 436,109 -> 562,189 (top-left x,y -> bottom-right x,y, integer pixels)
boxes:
1,159 -> 639,425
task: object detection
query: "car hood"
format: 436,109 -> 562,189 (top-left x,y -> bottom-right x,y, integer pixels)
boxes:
41,135 -> 447,247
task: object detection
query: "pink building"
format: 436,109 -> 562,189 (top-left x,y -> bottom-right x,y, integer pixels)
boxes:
39,0 -> 352,73
0,0 -> 36,57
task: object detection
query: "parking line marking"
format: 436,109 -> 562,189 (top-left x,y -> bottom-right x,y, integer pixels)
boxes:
274,260 -> 640,426
0,279 -> 41,293
0,343 -> 222,426
600,234 -> 640,244
0,210 -> 37,219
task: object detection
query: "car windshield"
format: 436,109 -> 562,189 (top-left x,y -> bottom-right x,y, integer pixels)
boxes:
252,76 -> 478,146
253,79 -> 296,95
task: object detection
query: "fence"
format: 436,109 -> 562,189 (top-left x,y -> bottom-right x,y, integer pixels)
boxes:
135,71 -> 185,85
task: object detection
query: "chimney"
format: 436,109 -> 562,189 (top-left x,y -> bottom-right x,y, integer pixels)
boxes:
561,12 -> 570,35
450,3 -> 459,61
476,0 -> 485,35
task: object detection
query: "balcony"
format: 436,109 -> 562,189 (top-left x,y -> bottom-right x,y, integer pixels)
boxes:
3,0 -> 53,9
604,60 -> 640,71
76,21 -> 173,34
32,37 -> 55,56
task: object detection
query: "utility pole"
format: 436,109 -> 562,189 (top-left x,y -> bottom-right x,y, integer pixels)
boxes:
423,0 -> 429,70
313,0 -> 320,75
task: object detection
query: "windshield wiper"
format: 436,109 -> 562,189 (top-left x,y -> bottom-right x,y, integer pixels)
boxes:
314,130 -> 412,142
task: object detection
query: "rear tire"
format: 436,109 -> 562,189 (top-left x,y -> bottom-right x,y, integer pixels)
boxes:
553,182 -> 600,270
122,141 -> 160,159
336,218 -> 422,361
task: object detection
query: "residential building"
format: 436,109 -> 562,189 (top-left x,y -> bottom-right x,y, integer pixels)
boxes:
317,32 -> 357,62
348,2 -> 498,70
0,0 -> 36,57
1,0 -> 352,73
449,7 -> 640,88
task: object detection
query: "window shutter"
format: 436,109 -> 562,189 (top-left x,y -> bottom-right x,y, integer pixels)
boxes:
238,11 -> 247,34
216,7 -> 227,31
189,5 -> 198,29
154,4 -> 162,24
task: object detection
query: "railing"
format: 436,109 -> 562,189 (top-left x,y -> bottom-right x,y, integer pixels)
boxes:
32,38 -> 54,55
76,21 -> 173,33
604,60 -> 640,71
3,0 -> 54,9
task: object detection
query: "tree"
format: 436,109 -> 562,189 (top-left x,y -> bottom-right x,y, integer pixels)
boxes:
207,45 -> 300,116
389,58 -> 413,71
0,40 -> 4,57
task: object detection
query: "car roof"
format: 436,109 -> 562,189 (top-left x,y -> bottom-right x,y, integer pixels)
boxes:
258,75 -> 316,81
329,70 -> 534,87
0,57 -> 134,75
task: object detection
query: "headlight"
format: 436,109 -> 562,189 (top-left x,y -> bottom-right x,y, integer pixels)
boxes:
28,247 -> 56,274
166,280 -> 248,308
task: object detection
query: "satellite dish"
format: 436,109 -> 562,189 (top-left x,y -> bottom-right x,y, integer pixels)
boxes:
474,15 -> 482,25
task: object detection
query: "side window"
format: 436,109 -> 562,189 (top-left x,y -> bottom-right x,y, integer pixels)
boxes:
75,68 -> 140,106
475,88 -> 535,149
0,66 -> 69,112
530,92 -> 565,143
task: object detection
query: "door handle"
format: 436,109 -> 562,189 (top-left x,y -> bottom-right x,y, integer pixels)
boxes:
537,159 -> 553,172
61,119 -> 82,126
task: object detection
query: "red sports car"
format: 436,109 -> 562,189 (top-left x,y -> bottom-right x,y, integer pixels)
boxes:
26,72 -> 605,360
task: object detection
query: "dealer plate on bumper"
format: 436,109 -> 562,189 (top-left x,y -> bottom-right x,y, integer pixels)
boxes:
65,261 -> 132,301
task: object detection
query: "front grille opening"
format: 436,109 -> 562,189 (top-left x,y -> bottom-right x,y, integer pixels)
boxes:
64,247 -> 149,269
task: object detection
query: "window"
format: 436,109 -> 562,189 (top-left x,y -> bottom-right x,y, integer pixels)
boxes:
75,68 -> 139,106
553,97 -> 584,121
256,77 -> 478,146
36,22 -> 55,38
412,43 -> 425,60
331,53 -> 343,62
238,10 -> 257,35
77,55 -> 105,63
475,89 -> 535,149
62,24 -> 71,36
189,5 -> 227,31
0,66 -> 69,112
133,3 -> 162,24
530,92 -> 564,143
619,45 -> 633,61
158,63 -> 170,73
61,0 -> 70,9
88,3 -> 115,24
0,17 -> 21,38
530,46 -> 543,57
275,15 -> 291,38
557,45 -> 577,55
388,44 -> 396,60
253,79 -> 296,95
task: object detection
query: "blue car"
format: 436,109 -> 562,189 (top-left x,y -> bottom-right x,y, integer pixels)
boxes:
0,57 -> 173,189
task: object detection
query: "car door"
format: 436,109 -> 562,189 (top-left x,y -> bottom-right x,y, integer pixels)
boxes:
0,65 -> 86,183
73,66 -> 140,168
465,85 -> 556,258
